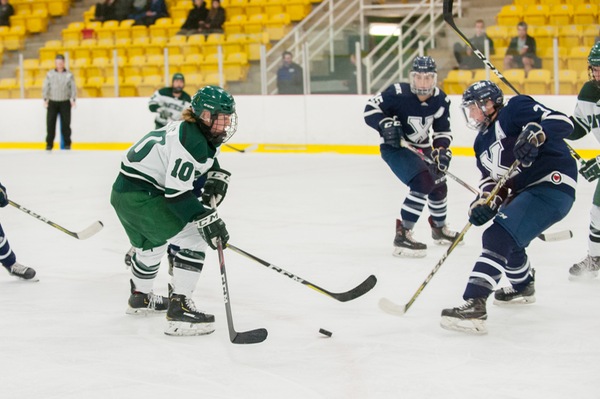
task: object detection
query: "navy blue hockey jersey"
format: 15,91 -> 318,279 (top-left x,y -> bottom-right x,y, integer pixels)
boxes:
474,95 -> 577,197
364,83 -> 452,149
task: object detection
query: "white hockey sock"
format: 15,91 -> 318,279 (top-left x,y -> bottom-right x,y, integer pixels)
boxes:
131,276 -> 155,294
171,267 -> 201,297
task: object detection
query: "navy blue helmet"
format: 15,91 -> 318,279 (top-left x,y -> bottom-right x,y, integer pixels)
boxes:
460,80 -> 505,130
409,56 -> 437,96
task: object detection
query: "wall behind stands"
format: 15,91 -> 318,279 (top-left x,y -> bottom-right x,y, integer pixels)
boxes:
0,95 -> 597,153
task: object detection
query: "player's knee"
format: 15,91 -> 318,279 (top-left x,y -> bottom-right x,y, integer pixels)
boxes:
408,170 -> 437,194
482,223 -> 518,258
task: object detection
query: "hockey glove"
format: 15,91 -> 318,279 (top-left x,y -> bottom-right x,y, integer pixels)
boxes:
159,109 -> 170,121
0,182 -> 7,207
201,168 -> 231,207
196,208 -> 229,250
513,122 -> 546,168
579,156 -> 600,182
379,117 -> 402,148
468,190 -> 506,226
430,147 -> 452,173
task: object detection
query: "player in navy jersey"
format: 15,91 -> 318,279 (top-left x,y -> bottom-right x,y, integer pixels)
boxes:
441,80 -> 577,334
364,56 -> 459,258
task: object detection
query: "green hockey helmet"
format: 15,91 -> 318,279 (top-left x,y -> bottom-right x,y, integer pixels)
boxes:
588,42 -> 600,87
172,72 -> 185,83
190,85 -> 238,145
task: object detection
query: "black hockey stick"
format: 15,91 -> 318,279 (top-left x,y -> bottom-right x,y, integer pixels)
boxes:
212,199 -> 267,344
9,200 -> 103,240
225,143 -> 258,153
226,243 -> 377,302
442,0 -> 583,163
379,160 -> 521,316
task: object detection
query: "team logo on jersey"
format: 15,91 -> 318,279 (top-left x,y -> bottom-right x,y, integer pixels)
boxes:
550,171 -> 563,184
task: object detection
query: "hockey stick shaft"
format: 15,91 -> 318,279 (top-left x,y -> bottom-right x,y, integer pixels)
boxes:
225,144 -> 258,153
226,243 -> 377,302
212,199 -> 267,344
8,200 -> 103,240
443,0 -> 583,164
381,160 -> 521,315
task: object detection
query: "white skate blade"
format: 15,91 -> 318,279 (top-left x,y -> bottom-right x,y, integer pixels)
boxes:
11,275 -> 39,283
433,237 -> 465,246
164,321 -> 215,336
393,247 -> 427,258
125,307 -> 167,316
440,316 -> 487,335
493,295 -> 536,306
568,271 -> 599,281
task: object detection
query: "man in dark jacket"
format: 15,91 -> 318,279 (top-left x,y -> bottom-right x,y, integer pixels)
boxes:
504,21 -> 540,76
0,0 -> 14,27
277,51 -> 304,94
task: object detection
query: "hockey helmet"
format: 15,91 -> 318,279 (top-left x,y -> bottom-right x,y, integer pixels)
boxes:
460,80 -> 504,131
409,56 -> 437,97
588,42 -> 600,87
190,85 -> 238,145
172,72 -> 185,83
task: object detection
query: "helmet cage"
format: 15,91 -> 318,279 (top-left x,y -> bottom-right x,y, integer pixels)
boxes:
460,80 -> 504,131
588,42 -> 600,88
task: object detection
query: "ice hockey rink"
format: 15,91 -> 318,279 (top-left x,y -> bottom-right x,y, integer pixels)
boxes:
0,149 -> 598,399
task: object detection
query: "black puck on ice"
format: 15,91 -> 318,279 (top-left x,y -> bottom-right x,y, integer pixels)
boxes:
319,328 -> 332,337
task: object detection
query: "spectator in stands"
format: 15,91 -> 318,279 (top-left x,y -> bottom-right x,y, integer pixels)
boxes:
114,0 -> 134,21
197,0 -> 225,34
132,0 -> 168,26
94,0 -> 117,22
277,51 -> 304,94
0,0 -> 14,27
453,19 -> 495,70
177,0 -> 208,36
43,54 -> 77,151
504,21 -> 539,76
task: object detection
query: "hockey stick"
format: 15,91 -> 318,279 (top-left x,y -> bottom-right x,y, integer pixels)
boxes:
442,0 -> 583,164
226,243 -> 377,302
225,143 -> 258,153
212,199 -> 268,344
8,200 -> 104,240
379,160 -> 521,316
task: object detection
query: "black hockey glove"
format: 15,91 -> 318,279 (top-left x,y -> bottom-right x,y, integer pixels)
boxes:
513,122 -> 546,168
201,168 -> 231,207
579,156 -> 600,182
430,147 -> 452,173
379,117 -> 402,148
196,208 -> 229,250
159,109 -> 170,121
468,190 -> 506,226
0,182 -> 7,207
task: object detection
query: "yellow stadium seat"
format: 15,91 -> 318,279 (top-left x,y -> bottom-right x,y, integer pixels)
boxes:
13,3 -> 31,15
443,70 -> 473,95
582,25 -> 600,48
99,76 -> 123,97
202,72 -> 225,87
538,0 -> 563,6
533,26 -> 558,53
496,5 -> 523,27
48,0 -> 69,17
4,25 -> 26,51
39,40 -> 63,62
200,53 -> 220,75
114,19 -> 135,40
9,9 -> 29,32
574,4 -> 598,25
184,34 -> 205,56
514,0 -> 536,7
146,36 -> 168,57
265,0 -> 285,17
244,13 -> 267,34
73,38 -> 96,60
486,25 -> 509,48
265,13 -> 291,41
578,70 -> 589,86
123,55 -> 146,78
27,9 -> 49,34
523,5 -> 549,27
169,18 -> 186,36
246,0 -> 267,17
170,5 -> 191,20
25,78 -> 44,99
185,73 -> 204,88
181,53 -> 203,75
138,75 -> 163,96
70,57 -> 91,81
223,33 -> 247,55
568,46 -> 591,72
223,14 -> 247,35
149,17 -> 172,38
38,59 -> 56,78
204,33 -> 225,55
130,25 -> 148,40
548,4 -> 573,26
558,25 -> 583,48
224,52 -> 249,81
82,76 -> 104,97
92,38 -> 114,59
128,36 -> 151,58
555,70 -> 578,95
284,0 -> 311,21
490,47 -> 506,69
96,20 -> 119,41
246,32 -> 270,61
142,54 -> 165,76
538,46 -> 567,70
87,57 -> 110,79
226,0 -> 248,18
524,69 -> 551,95
120,75 -> 142,97
168,54 -> 185,69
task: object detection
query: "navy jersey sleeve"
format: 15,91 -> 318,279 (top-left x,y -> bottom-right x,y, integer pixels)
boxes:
364,84 -> 398,136
431,91 -> 452,149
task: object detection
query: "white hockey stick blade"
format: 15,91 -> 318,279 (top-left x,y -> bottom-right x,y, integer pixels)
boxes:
75,221 -> 104,240
378,297 -> 407,316
538,230 -> 573,242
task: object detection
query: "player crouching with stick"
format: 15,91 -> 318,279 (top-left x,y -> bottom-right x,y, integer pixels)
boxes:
441,81 -> 576,334
111,86 -> 235,336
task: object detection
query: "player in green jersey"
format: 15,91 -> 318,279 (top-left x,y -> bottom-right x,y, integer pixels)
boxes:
111,85 -> 236,336
148,73 -> 192,129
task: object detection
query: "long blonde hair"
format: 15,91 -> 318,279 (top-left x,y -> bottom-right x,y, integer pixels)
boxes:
181,108 -> 197,123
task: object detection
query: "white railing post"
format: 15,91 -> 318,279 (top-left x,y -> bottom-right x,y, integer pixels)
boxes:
553,37 -> 559,95
260,44 -> 268,95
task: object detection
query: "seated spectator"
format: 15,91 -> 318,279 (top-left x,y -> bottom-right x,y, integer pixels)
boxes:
504,21 -> 540,76
0,0 -> 15,27
94,0 -> 117,22
177,0 -> 208,36
453,19 -> 495,70
113,0 -> 134,21
132,0 -> 168,26
197,0 -> 225,34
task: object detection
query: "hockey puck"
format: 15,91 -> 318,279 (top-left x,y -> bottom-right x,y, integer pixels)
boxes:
319,328 -> 332,337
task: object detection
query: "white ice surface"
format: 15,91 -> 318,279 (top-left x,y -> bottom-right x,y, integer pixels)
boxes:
0,151 -> 598,399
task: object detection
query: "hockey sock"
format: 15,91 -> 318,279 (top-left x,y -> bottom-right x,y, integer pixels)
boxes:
505,249 -> 533,290
463,223 -> 515,299
130,246 -> 165,293
171,249 -> 205,297
401,191 -> 426,230
427,183 -> 449,227
0,223 -> 16,268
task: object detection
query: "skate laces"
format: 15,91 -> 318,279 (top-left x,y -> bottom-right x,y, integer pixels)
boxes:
499,286 -> 518,294
147,292 -> 165,309
404,229 -> 421,244
458,299 -> 475,309
10,263 -> 28,275
184,297 -> 199,312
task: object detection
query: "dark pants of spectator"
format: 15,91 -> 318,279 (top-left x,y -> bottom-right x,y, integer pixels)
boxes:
46,100 -> 72,150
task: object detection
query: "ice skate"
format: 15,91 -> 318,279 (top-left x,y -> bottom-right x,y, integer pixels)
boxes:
569,255 -> 600,280
493,278 -> 536,305
429,216 -> 463,246
126,279 -> 168,315
393,219 -> 427,258
165,294 -> 215,336
440,297 -> 488,335
5,262 -> 38,282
